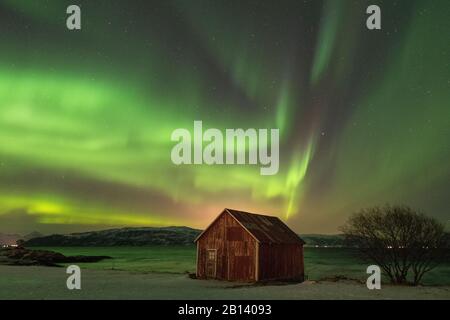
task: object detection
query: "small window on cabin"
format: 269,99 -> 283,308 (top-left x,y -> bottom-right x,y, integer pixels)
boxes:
207,250 -> 216,260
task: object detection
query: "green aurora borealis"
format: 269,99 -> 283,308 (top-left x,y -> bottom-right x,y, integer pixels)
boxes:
0,0 -> 449,234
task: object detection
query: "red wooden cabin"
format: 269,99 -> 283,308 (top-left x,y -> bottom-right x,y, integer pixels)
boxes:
195,208 -> 305,282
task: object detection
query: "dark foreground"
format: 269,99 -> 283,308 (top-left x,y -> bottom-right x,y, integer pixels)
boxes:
0,265 -> 449,300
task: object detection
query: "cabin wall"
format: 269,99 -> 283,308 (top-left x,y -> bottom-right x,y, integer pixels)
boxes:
259,243 -> 304,281
224,213 -> 257,282
197,212 -> 257,281
197,213 -> 227,280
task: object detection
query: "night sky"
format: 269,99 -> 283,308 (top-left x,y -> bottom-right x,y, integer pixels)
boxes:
0,0 -> 449,234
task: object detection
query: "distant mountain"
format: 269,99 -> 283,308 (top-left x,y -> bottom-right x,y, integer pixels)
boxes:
24,227 -> 201,246
23,232 -> 44,241
19,226 -> 448,248
0,232 -> 44,246
299,234 -> 345,247
21,226 -> 346,247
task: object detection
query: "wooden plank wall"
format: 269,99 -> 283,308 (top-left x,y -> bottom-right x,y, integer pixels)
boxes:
197,212 -> 226,279
259,243 -> 304,281
225,213 -> 256,282
197,212 -> 257,281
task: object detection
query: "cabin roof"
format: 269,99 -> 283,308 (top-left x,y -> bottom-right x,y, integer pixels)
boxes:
195,208 -> 305,245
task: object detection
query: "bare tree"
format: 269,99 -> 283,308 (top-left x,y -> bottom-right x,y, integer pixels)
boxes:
409,218 -> 449,285
341,205 -> 449,285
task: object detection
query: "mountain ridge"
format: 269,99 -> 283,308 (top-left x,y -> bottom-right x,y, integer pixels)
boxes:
21,226 -> 345,247
24,226 -> 201,246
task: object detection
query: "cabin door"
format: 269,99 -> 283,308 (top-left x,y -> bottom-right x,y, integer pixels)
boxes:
206,249 -> 217,278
